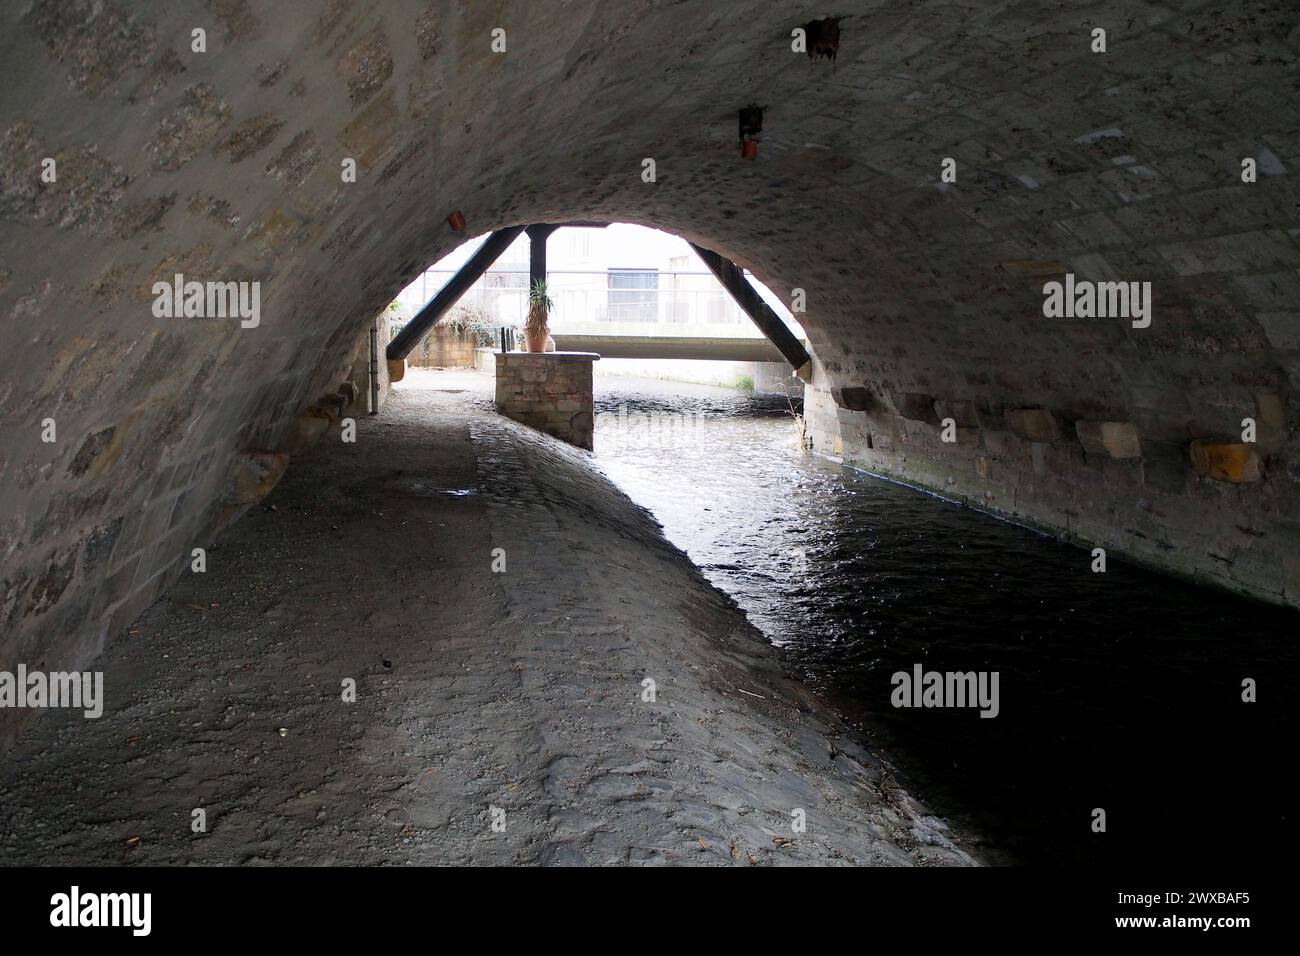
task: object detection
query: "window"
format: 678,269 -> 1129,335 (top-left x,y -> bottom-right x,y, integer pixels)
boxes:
607,269 -> 658,323
565,231 -> 591,260
662,271 -> 690,324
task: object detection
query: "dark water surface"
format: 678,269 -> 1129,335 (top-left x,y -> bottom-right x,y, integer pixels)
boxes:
592,375 -> 1298,866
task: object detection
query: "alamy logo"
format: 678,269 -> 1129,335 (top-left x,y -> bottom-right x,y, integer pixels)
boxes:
152,272 -> 260,328
0,666 -> 103,718
597,404 -> 706,448
50,886 -> 151,936
1042,273 -> 1151,328
891,664 -> 1000,718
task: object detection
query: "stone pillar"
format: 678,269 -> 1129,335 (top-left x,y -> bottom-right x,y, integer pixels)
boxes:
494,352 -> 599,449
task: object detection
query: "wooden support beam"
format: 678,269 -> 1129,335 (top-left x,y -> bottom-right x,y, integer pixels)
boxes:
688,243 -> 812,380
386,226 -> 526,360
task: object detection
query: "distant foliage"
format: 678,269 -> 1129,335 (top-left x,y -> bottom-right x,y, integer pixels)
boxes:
440,304 -> 501,347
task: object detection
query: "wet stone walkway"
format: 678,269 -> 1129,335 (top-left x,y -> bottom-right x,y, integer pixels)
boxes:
0,380 -> 976,866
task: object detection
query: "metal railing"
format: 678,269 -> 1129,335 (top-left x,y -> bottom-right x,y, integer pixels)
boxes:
391,269 -> 802,339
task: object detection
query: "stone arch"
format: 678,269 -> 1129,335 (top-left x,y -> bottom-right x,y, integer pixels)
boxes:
1,1 -> 1297,750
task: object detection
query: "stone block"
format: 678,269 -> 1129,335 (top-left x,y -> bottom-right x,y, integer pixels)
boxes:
892,391 -> 937,423
282,410 -> 331,454
226,451 -> 290,504
1255,390 -> 1287,453
1189,441 -> 1261,483
311,400 -> 339,423
1005,407 -> 1062,443
319,392 -> 347,414
933,399 -> 979,428
1075,420 -> 1142,459
831,386 -> 873,411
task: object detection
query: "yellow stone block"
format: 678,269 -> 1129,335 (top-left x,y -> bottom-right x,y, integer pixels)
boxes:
1188,441 -> 1261,483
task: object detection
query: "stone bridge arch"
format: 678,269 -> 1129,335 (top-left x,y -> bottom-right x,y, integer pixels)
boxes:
1,1 -> 1297,747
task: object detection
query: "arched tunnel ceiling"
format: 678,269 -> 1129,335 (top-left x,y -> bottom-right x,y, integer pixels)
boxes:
0,0 -> 1298,728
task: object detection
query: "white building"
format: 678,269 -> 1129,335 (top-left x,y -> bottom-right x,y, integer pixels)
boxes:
392,224 -> 805,391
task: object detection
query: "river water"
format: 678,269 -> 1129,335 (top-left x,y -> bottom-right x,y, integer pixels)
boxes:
592,375 -> 1298,866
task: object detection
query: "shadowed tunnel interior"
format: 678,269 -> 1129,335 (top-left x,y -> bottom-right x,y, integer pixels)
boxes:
0,0 -> 1297,874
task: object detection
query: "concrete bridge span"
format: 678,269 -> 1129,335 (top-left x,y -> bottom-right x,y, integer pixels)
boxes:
550,334 -> 795,363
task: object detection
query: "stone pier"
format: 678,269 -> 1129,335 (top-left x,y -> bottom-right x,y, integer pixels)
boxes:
494,352 -> 599,450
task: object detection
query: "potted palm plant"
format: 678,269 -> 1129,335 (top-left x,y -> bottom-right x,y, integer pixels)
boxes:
524,279 -> 553,352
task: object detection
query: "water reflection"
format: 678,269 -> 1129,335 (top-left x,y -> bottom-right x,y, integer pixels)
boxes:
593,376 -> 1298,866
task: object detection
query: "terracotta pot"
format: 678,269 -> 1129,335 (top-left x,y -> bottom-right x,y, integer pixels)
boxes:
741,139 -> 758,160
525,326 -> 549,352
446,209 -> 466,231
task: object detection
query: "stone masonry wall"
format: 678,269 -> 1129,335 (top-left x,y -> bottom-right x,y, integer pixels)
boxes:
805,353 -> 1299,607
0,1 -> 1296,749
495,353 -> 597,450
408,324 -> 478,369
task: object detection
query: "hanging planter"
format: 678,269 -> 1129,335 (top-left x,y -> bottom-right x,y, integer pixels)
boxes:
446,209 -> 466,231
739,104 -> 762,160
804,17 -> 842,68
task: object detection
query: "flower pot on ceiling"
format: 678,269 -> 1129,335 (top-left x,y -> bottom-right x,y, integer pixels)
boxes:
741,139 -> 758,160
447,209 -> 466,231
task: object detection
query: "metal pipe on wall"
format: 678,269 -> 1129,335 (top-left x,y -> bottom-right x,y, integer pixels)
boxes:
368,323 -> 379,415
